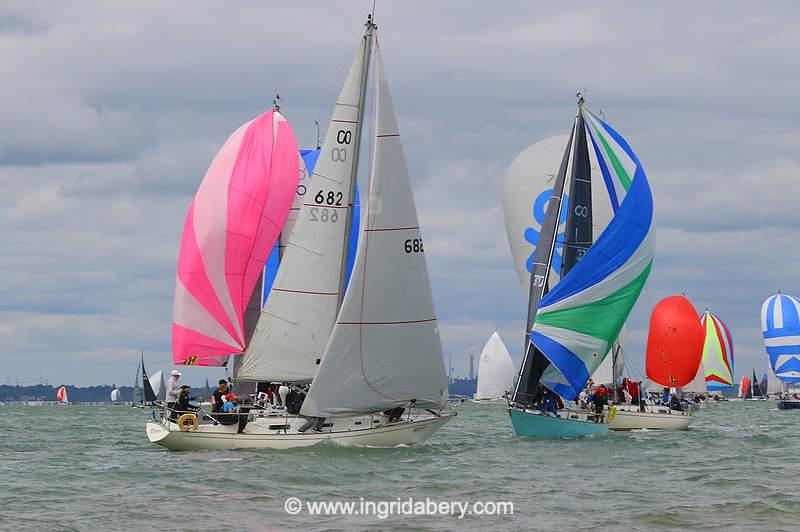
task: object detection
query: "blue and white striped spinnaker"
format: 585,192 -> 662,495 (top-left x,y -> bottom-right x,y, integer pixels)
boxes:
761,293 -> 800,383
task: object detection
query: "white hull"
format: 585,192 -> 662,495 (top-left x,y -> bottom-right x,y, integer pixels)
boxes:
146,411 -> 454,451
609,405 -> 694,431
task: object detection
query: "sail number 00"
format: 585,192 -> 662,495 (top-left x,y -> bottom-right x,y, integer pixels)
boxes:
404,238 -> 424,253
331,129 -> 352,162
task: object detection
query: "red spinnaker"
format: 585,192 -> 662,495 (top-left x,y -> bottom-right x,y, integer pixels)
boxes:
645,295 -> 704,387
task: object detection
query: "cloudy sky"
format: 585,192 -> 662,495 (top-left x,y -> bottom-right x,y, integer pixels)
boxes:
2,1 -> 798,387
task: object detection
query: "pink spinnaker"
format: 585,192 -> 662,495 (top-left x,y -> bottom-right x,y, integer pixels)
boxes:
172,110 -> 299,366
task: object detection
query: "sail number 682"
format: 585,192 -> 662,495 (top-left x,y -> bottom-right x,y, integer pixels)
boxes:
404,238 -> 424,253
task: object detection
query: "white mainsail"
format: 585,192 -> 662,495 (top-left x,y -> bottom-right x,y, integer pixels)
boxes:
475,332 -> 514,400
236,38 -> 369,382
110,388 -> 121,402
301,46 -> 447,417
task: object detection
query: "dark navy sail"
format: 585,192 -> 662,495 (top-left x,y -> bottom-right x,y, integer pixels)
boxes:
141,354 -> 157,404
751,369 -> 764,398
561,110 -> 593,276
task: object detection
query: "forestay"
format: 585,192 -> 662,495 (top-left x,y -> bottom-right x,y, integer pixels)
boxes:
535,110 -> 655,400
172,110 -> 299,366
236,38 -> 369,382
301,46 -> 448,417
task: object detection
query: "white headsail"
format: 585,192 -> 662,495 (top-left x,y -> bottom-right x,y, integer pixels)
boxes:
236,38 -> 369,382
301,46 -> 447,417
475,332 -> 514,400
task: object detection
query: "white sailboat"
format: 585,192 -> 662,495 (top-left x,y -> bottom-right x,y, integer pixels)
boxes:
110,388 -> 121,404
473,332 -> 514,403
147,16 -> 454,450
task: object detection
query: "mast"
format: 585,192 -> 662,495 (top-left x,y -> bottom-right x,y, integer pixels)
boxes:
336,14 -> 375,311
561,95 -> 593,276
511,118 -> 576,405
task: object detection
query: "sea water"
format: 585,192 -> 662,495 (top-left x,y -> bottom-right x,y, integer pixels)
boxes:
1,401 -> 796,531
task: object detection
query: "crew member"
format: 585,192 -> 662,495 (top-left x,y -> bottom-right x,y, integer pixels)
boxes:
212,380 -> 229,413
165,370 -> 181,407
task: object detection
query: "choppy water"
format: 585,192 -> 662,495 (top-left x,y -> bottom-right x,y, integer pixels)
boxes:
1,401 -> 797,531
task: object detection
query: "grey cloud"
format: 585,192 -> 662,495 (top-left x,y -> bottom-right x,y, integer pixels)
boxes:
2,1 -> 799,385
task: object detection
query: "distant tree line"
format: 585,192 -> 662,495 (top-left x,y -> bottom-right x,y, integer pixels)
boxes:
0,384 -> 134,403
448,378 -> 477,397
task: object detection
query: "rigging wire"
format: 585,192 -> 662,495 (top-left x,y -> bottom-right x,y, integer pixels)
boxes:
298,40 -> 361,150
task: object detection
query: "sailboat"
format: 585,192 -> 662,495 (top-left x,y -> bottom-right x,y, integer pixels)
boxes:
55,386 -> 69,405
148,16 -> 454,450
473,331 -> 514,403
738,375 -> 751,399
761,293 -> 800,409
611,295 -> 700,430
110,388 -> 121,404
748,369 -> 766,400
504,97 -> 655,438
140,353 -> 158,406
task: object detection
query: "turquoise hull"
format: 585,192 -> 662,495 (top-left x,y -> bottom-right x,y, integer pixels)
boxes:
509,408 -> 609,438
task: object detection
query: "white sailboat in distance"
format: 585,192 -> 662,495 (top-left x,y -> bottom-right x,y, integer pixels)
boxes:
473,332 -> 514,403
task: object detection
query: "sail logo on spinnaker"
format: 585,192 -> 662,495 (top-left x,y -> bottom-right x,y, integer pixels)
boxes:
524,189 -> 568,275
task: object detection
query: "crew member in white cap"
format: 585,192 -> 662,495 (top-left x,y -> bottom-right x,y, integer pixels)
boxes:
165,369 -> 182,407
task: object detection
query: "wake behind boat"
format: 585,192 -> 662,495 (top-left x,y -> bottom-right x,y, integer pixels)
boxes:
148,15 -> 454,450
